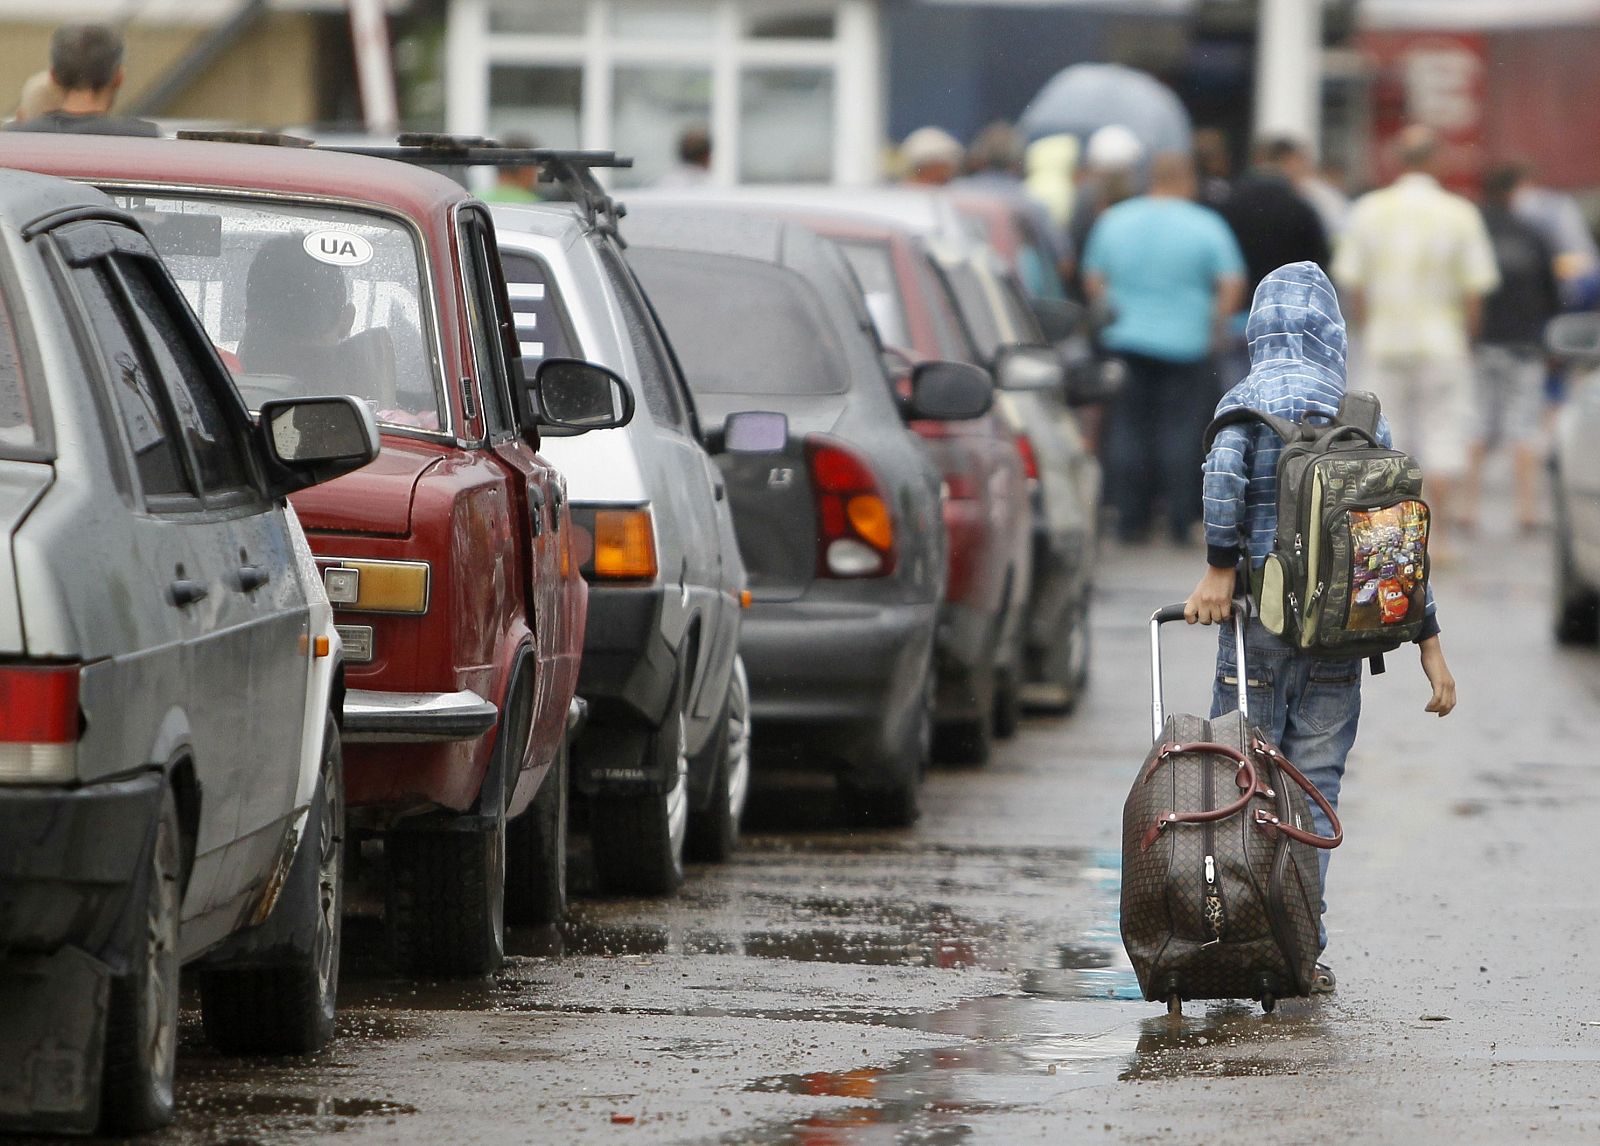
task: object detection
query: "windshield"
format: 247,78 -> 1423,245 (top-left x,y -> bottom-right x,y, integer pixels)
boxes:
112,193 -> 445,433
628,248 -> 847,396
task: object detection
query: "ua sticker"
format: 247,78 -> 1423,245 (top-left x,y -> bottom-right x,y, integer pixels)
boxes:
303,230 -> 374,267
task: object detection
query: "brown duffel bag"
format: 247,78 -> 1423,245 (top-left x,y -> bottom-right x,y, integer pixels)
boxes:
1121,602 -> 1342,1016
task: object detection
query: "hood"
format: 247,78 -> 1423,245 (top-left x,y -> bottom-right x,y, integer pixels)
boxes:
1244,262 -> 1347,381
288,435 -> 445,537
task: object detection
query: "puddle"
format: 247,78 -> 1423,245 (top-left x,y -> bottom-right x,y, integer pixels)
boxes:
183,1093 -> 417,1119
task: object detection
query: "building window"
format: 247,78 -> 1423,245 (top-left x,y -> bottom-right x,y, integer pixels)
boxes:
452,0 -> 880,186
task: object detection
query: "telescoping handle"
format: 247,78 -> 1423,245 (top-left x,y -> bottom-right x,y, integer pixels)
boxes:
1148,599 -> 1250,741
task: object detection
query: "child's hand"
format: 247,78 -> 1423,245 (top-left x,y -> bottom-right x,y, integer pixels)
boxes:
1184,565 -> 1237,625
1419,636 -> 1456,716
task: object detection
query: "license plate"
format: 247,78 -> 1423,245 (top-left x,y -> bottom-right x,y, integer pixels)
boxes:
336,625 -> 373,663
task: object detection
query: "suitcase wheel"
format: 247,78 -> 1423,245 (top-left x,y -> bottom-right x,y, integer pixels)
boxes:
1261,992 -> 1276,1014
1166,991 -> 1182,1018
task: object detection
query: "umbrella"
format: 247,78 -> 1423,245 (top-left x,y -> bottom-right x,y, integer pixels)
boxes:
1018,63 -> 1193,156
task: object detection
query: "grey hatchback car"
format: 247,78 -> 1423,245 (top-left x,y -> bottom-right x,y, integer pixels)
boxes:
0,172 -> 378,1134
625,206 -> 993,825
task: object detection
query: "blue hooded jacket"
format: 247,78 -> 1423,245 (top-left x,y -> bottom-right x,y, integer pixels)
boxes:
1201,262 -> 1439,633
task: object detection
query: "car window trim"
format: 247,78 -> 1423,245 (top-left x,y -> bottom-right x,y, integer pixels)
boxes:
455,205 -> 521,445
102,251 -> 267,511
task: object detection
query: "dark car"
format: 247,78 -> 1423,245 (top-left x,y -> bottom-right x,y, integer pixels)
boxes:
0,170 -> 379,1133
624,206 -> 992,824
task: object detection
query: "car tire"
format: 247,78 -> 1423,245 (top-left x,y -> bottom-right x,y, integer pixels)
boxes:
506,730 -> 568,926
1026,596 -> 1092,715
591,711 -> 689,896
1554,506 -> 1600,645
992,665 -> 1022,740
384,801 -> 506,978
101,786 -> 181,1134
199,715 -> 344,1055
838,668 -> 928,828
687,656 -> 751,863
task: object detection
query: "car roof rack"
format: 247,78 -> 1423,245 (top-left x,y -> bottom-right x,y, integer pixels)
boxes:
322,134 -> 634,241
175,129 -> 633,240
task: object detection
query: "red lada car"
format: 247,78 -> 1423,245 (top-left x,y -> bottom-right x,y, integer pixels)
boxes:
0,134 -> 631,977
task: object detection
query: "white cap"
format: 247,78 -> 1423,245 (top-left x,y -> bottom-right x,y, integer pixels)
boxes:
1085,124 -> 1144,172
900,126 -> 963,171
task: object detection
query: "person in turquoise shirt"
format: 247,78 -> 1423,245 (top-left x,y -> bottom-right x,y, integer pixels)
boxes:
1082,151 -> 1245,544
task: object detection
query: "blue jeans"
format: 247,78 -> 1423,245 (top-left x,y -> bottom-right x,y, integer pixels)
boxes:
1103,353 -> 1214,541
1211,620 -> 1361,953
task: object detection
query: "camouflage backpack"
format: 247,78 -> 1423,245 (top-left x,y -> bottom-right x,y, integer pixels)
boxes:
1204,391 -> 1430,664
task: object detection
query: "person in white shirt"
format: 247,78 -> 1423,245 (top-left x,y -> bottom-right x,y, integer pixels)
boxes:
1332,125 -> 1500,543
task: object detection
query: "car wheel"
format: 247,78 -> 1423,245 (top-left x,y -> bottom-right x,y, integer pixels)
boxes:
1554,506 -> 1600,645
992,665 -> 1022,740
934,674 -> 995,766
838,667 -> 927,828
200,715 -> 344,1055
384,798 -> 506,978
101,786 -> 180,1133
506,729 -> 569,926
1026,595 -> 1092,715
687,656 -> 751,863
591,711 -> 689,896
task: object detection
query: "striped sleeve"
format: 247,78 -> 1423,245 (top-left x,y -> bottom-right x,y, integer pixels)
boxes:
1203,424 -> 1251,568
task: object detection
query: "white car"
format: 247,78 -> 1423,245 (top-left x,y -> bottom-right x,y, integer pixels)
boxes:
0,170 -> 377,1134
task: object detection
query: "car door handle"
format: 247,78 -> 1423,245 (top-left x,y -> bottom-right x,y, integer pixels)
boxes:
528,487 -> 545,536
235,565 -> 270,592
714,481 -> 726,501
168,579 -> 209,607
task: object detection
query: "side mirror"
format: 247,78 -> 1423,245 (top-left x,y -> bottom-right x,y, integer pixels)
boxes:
908,360 -> 993,421
1546,313 -> 1600,361
1029,296 -> 1085,343
258,395 -> 381,496
994,344 -> 1066,392
703,410 -> 789,455
530,357 -> 635,434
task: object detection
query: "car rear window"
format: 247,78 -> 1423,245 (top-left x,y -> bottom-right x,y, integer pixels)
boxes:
628,248 -> 847,396
0,287 -> 38,457
111,193 -> 446,434
835,240 -> 911,351
939,260 -> 1003,361
498,250 -> 580,364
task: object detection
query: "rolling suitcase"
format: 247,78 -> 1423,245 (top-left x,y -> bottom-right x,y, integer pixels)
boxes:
1120,602 -> 1343,1015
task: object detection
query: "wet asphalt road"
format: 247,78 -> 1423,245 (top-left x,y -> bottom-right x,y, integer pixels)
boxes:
79,502 -> 1600,1145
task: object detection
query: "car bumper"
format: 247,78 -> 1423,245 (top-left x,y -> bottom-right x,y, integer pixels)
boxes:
576,582 -> 676,727
342,688 -> 498,743
0,773 -> 164,1132
741,597 -> 936,782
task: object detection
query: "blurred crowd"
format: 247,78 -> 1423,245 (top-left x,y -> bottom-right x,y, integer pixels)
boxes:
883,117 -> 1597,551
8,21 -> 1595,552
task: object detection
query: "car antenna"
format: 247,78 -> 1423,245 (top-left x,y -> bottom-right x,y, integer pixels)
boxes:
318,133 -> 635,244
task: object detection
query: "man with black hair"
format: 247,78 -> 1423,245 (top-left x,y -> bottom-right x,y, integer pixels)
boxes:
1219,136 -> 1331,299
657,125 -> 713,187
7,23 -> 157,137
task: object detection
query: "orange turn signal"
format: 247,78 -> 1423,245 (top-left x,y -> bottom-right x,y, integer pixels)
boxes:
740,589 -> 753,608
846,495 -> 893,551
593,509 -> 657,580
314,635 -> 331,658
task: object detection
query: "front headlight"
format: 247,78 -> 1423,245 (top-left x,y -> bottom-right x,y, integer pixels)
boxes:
321,559 -> 431,614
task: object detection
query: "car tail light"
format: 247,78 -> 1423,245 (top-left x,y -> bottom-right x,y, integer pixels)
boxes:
1015,434 -> 1040,482
0,664 -> 80,783
806,436 -> 896,578
593,509 -> 658,580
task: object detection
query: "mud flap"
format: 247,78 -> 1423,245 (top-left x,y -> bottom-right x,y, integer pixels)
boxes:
0,947 -> 111,1134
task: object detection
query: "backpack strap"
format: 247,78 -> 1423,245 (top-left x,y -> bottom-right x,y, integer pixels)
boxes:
1202,406 -> 1303,452
1338,390 -> 1382,437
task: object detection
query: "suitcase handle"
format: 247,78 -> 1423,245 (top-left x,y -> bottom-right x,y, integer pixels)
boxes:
1250,738 -> 1344,849
1149,599 -> 1250,740
1138,742 -> 1259,851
